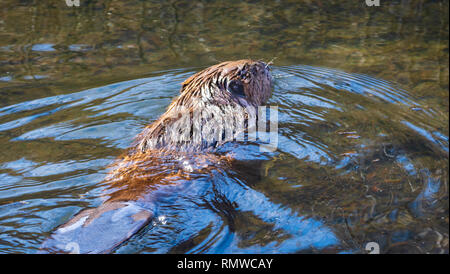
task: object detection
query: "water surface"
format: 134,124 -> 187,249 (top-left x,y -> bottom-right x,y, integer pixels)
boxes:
0,0 -> 448,253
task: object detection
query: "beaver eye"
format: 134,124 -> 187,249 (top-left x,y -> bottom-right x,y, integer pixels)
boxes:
228,80 -> 245,97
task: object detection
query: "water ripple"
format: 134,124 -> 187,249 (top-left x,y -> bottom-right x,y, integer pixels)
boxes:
0,65 -> 447,254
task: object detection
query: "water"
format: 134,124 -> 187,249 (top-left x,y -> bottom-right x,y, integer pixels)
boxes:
0,0 -> 448,254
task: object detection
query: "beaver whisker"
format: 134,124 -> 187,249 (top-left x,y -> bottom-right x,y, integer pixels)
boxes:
265,57 -> 277,69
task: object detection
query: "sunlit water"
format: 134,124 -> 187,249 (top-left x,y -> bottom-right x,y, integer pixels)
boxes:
0,0 -> 448,254
0,64 -> 447,253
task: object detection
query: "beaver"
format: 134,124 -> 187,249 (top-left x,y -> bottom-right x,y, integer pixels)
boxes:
39,59 -> 273,254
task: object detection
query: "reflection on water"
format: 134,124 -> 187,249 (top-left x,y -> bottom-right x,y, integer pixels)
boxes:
0,0 -> 448,253
0,65 -> 447,253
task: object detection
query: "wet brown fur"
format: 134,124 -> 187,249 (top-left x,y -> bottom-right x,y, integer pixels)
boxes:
102,60 -> 273,203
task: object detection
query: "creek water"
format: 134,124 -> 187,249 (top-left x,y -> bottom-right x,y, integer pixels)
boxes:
0,0 -> 448,253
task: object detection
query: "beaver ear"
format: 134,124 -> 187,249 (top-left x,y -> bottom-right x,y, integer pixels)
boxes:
227,80 -> 246,97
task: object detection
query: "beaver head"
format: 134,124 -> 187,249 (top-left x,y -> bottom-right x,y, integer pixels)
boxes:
176,59 -> 273,108
136,59 -> 273,152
